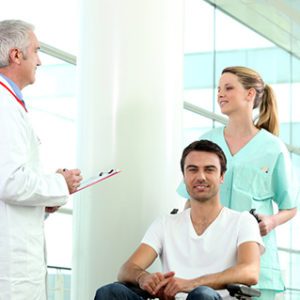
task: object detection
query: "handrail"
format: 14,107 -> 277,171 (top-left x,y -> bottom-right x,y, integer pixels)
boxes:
57,207 -> 73,215
40,42 -> 76,65
278,247 -> 300,255
48,265 -> 71,271
184,102 -> 300,156
285,287 -> 300,292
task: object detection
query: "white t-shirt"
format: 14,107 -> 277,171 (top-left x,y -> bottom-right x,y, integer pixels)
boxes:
142,207 -> 264,299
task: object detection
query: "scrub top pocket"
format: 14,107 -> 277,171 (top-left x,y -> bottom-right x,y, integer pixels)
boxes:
234,165 -> 273,200
252,195 -> 274,215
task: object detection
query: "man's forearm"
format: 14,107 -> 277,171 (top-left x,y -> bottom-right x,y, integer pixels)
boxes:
118,262 -> 149,285
190,263 -> 259,290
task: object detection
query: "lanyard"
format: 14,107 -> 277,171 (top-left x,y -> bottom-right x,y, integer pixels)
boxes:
0,81 -> 27,112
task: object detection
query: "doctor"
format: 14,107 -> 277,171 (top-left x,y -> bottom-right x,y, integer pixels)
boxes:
0,20 -> 82,300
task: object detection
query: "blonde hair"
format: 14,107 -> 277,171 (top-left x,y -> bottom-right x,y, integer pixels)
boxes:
222,66 -> 279,136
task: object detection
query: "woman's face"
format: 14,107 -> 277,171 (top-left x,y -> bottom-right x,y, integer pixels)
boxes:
217,72 -> 250,116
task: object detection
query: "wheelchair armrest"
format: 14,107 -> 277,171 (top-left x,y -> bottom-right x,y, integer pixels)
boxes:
121,282 -> 261,299
226,284 -> 261,298
118,282 -> 156,299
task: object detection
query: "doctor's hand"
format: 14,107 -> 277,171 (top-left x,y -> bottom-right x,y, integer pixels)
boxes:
257,214 -> 276,236
45,206 -> 60,213
57,168 -> 82,194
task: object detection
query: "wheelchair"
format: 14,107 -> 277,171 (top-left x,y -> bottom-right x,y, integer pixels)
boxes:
120,282 -> 261,299
118,208 -> 261,299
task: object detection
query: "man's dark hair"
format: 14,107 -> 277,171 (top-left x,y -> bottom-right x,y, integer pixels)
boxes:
180,140 -> 227,175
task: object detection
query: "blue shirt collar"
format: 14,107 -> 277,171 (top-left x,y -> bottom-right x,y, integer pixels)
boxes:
0,73 -> 24,100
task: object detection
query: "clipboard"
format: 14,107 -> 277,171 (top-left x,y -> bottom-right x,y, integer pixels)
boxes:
74,169 -> 121,193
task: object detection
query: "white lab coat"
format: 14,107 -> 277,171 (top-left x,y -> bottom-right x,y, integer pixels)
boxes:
0,77 -> 70,300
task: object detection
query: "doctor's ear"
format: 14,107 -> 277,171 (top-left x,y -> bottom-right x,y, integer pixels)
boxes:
9,48 -> 23,64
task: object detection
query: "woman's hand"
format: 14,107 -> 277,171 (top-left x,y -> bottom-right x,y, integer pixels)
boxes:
257,208 -> 297,236
257,214 -> 276,236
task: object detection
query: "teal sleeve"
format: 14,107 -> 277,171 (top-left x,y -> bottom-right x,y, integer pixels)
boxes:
272,152 -> 297,209
176,180 -> 190,199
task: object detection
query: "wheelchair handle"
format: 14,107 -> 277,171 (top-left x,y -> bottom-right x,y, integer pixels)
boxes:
249,209 -> 261,223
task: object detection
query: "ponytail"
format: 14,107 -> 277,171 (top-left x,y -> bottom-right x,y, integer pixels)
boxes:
255,84 -> 279,136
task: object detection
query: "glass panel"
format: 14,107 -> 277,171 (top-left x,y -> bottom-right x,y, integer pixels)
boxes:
205,0 -> 300,60
184,0 -> 214,53
0,3 -> 78,55
291,55 -> 300,148
184,0 -> 215,112
48,267 -> 71,300
183,111 -> 212,147
273,83 -> 292,144
215,9 -> 273,52
45,213 -> 72,268
184,89 -> 214,113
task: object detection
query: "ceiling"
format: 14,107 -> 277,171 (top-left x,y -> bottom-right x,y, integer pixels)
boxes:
205,0 -> 300,59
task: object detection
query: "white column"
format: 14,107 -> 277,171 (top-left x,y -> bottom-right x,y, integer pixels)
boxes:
72,1 -> 184,299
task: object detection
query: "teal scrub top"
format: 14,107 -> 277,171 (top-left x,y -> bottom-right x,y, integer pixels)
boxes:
177,127 -> 297,291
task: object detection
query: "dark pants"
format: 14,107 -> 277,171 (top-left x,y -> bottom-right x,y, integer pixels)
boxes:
94,282 -> 222,300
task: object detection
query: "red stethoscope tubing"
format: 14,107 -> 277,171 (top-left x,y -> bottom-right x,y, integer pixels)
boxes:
0,81 -> 27,112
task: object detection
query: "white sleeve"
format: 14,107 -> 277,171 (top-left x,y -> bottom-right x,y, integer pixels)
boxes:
237,212 -> 265,254
0,95 -> 69,206
141,216 -> 164,256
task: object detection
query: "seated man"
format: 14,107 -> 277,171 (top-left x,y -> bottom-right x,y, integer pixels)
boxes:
94,140 -> 264,300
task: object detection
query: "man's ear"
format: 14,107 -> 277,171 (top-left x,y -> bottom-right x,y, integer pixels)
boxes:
220,173 -> 225,184
9,48 -> 22,64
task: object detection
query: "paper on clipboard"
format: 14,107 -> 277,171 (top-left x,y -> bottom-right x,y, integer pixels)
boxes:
74,169 -> 121,193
